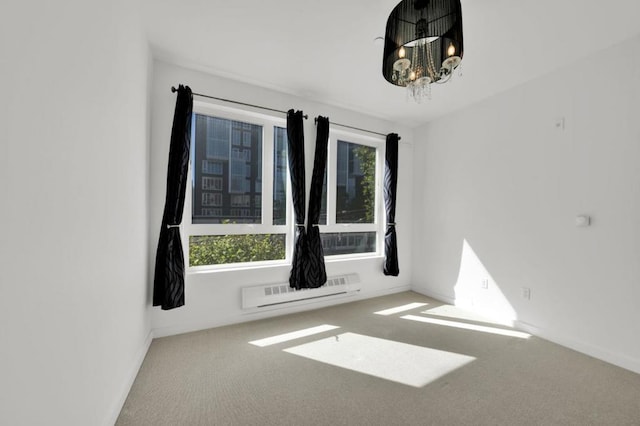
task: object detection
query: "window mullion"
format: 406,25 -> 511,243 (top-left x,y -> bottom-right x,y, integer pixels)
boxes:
376,144 -> 385,254
262,126 -> 274,226
183,137 -> 195,266
285,144 -> 294,262
327,134 -> 337,226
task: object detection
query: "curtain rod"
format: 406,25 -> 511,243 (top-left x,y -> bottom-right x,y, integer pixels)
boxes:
171,86 -> 399,139
171,86 -> 308,120
315,118 -> 402,140
315,118 -> 401,140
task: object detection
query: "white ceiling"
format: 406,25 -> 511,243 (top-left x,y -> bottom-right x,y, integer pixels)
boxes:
143,0 -> 640,128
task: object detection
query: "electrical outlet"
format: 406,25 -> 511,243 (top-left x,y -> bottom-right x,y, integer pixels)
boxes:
522,287 -> 531,300
481,278 -> 489,290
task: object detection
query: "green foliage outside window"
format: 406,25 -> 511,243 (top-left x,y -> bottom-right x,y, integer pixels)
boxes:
190,234 -> 286,266
353,145 -> 376,223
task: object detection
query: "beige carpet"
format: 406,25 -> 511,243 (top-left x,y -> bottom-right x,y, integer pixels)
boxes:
117,292 -> 640,425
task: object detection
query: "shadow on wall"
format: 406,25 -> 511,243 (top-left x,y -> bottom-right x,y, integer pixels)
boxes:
453,239 -> 518,326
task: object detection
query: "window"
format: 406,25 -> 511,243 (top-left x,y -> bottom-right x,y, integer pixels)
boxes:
185,102 -> 383,269
201,208 -> 222,217
202,176 -> 223,191
230,194 -> 251,207
205,118 -> 230,159
319,133 -> 383,257
186,104 -> 290,268
202,160 -> 223,175
201,192 -> 222,206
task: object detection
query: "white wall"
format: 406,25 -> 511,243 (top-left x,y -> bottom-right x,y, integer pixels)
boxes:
412,34 -> 640,373
150,60 -> 414,336
0,1 -> 152,425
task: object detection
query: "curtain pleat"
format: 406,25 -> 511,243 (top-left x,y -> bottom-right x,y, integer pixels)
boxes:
383,133 -> 400,276
153,85 -> 193,310
286,110 -> 307,289
305,116 -> 329,288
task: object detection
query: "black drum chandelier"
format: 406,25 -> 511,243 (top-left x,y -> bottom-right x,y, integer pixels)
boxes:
383,0 -> 464,102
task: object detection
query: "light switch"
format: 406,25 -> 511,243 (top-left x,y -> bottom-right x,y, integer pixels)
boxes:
575,215 -> 591,227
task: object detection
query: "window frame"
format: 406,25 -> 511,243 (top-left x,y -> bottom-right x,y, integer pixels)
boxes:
183,102 -> 385,271
320,128 -> 386,260
183,101 -> 293,272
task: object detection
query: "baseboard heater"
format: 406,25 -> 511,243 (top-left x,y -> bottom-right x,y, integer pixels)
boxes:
242,274 -> 361,309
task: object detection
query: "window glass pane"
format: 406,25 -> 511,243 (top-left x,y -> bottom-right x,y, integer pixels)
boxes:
336,140 -> 376,224
193,114 -> 263,224
320,232 -> 376,256
273,127 -> 288,225
189,234 -> 286,266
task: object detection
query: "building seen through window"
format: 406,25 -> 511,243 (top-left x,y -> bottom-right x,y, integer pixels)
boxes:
193,115 -> 272,224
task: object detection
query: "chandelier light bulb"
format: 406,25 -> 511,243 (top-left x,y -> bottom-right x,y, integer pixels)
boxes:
447,43 -> 456,57
398,46 -> 406,59
409,70 -> 416,81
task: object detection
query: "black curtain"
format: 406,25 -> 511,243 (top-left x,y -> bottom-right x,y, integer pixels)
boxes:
286,110 -> 307,289
383,133 -> 400,276
153,85 -> 193,310
305,116 -> 330,288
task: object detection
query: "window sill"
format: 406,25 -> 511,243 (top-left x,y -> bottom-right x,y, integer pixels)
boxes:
187,253 -> 384,275
325,253 -> 384,263
187,260 -> 290,275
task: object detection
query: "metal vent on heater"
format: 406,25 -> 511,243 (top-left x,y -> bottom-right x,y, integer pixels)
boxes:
264,284 -> 296,297
242,274 -> 361,309
327,276 -> 346,287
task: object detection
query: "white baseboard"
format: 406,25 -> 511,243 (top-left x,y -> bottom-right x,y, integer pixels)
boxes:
105,330 -> 153,426
152,285 -> 411,338
411,286 -> 456,305
515,320 -> 640,375
411,285 -> 640,376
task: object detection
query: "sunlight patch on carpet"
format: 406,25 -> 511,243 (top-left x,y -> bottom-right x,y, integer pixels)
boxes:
283,332 -> 475,387
374,302 -> 428,316
422,305 -> 514,326
249,325 -> 340,347
402,315 -> 531,339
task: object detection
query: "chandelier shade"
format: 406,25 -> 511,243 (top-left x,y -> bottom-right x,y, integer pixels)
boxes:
383,0 -> 463,101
